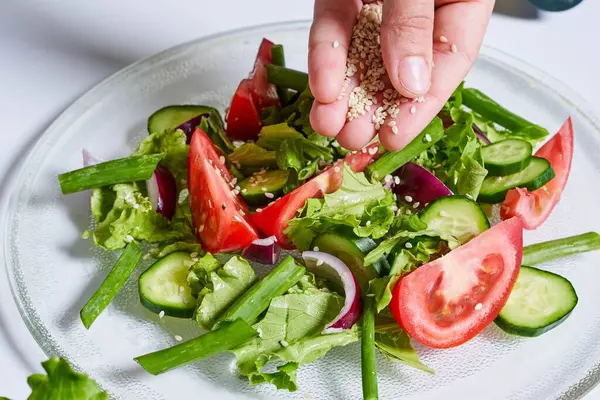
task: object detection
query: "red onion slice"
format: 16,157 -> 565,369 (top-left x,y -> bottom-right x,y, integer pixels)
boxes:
242,236 -> 281,265
177,115 -> 205,143
473,123 -> 491,144
147,165 -> 177,220
391,162 -> 452,210
82,149 -> 104,167
302,251 -> 362,333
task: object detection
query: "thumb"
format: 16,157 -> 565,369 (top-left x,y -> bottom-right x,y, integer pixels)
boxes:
380,0 -> 435,98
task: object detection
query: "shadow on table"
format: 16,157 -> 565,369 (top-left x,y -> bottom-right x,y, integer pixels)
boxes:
493,0 -> 541,20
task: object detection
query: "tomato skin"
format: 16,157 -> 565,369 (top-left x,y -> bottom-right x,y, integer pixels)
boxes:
250,143 -> 380,248
188,128 -> 259,253
501,118 -> 574,229
390,217 -> 523,349
226,39 -> 279,141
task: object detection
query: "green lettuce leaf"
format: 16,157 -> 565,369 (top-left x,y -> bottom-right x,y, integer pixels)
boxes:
90,183 -> 192,250
285,165 -> 395,250
413,108 -> 488,200
472,113 -> 547,146
197,110 -> 235,154
133,128 -> 188,182
26,357 -> 107,400
188,255 -> 258,330
366,230 -> 457,312
152,241 -> 203,259
375,317 -> 433,373
231,285 -> 346,391
227,143 -> 277,174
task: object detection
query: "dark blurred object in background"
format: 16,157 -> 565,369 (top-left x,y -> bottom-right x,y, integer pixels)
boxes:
529,0 -> 583,11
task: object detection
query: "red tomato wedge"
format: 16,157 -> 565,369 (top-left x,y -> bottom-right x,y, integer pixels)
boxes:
390,217 -> 523,349
251,143 -> 380,248
500,118 -> 574,229
226,38 -> 279,140
188,128 -> 259,253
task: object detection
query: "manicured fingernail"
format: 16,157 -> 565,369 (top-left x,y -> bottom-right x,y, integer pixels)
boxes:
398,56 -> 430,95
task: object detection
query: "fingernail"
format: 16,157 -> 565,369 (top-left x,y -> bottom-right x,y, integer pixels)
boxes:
398,56 -> 430,95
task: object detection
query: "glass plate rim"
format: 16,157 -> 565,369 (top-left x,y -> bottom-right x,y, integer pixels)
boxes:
3,19 -> 600,399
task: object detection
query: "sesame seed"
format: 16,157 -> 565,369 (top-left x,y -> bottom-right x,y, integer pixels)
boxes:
440,35 -> 448,43
475,303 -> 483,311
368,147 -> 378,155
384,175 -> 393,183
280,340 -> 289,347
179,286 -> 185,293
405,242 -> 413,249
233,140 -> 245,148
261,187 -> 268,192
199,224 -> 205,233
391,205 -> 398,212
410,106 -> 416,114
392,126 -> 399,135
388,120 -> 396,127
219,156 -> 225,164
316,259 -> 324,266
440,211 -> 448,217
366,220 -> 372,226
334,166 -> 341,173
333,40 -> 340,48
125,234 -> 134,243
255,208 -> 262,212
241,188 -> 247,193
313,246 -> 320,252
424,134 -> 432,142
190,252 -> 198,258
366,293 -> 375,297
451,44 -> 458,53
174,335 -> 183,342
394,176 -> 400,185
413,201 -> 420,208
406,209 -> 412,215
265,192 -> 275,199
159,310 -> 165,319
404,195 -> 413,202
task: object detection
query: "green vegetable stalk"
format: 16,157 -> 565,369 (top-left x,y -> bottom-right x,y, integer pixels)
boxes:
266,64 -> 309,92
80,242 -> 142,329
361,295 -> 379,400
134,319 -> 257,375
58,153 -> 164,194
270,44 -> 290,105
522,232 -> 600,266
366,117 -> 444,180
215,256 -> 306,326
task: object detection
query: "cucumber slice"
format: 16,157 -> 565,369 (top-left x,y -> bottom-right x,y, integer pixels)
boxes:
138,252 -> 196,318
482,139 -> 532,176
496,266 -> 578,337
147,105 -> 215,134
420,195 -> 490,244
311,231 -> 387,291
478,157 -> 556,204
239,170 -> 289,206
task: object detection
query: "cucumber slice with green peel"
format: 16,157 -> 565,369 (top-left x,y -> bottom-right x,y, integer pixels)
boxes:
138,252 -> 197,318
147,105 -> 215,134
311,231 -> 386,291
482,139 -> 532,176
239,170 -> 289,206
495,266 -> 578,337
420,195 -> 490,244
478,157 -> 556,204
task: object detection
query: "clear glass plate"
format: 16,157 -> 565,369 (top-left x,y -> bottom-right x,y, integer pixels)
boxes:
4,21 -> 600,400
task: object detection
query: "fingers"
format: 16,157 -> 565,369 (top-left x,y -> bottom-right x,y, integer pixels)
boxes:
380,0 -> 435,98
378,0 -> 494,151
308,0 -> 361,104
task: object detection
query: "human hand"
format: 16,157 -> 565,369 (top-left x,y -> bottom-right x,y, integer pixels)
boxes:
308,0 -> 495,151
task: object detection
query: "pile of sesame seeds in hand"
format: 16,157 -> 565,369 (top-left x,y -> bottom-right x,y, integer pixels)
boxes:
340,2 -> 458,136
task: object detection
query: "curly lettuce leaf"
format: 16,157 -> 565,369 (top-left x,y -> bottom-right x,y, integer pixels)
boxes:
285,165 -> 395,250
366,231 -> 457,312
26,357 -> 107,400
188,255 -> 257,330
152,241 -> 203,259
198,110 -> 235,154
231,286 -> 346,391
133,128 -> 188,182
90,183 -> 191,250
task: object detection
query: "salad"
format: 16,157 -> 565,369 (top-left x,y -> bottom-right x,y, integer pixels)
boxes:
55,32 -> 600,400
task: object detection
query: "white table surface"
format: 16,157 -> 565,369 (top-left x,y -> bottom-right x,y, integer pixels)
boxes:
1,1 -> 599,398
